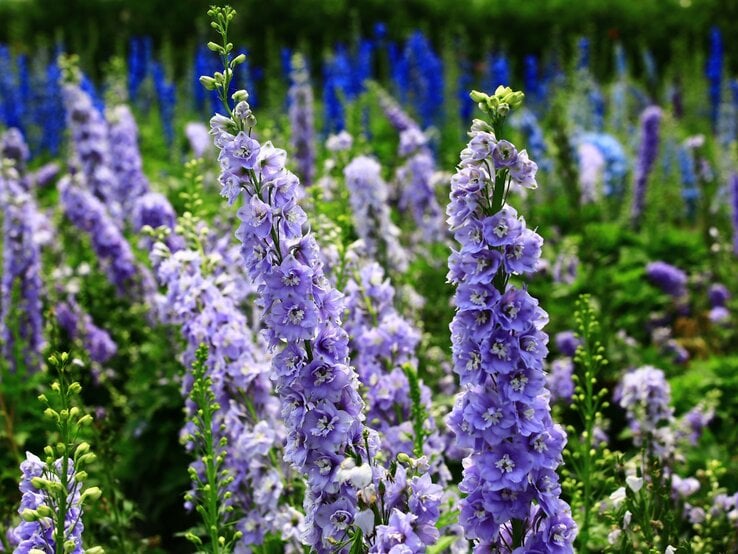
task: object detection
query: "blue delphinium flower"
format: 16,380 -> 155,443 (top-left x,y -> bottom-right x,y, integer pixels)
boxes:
128,36 -> 153,103
678,138 -> 700,219
404,31 -> 444,129
511,108 -> 552,174
107,104 -> 151,216
323,46 -> 351,134
1,139 -> 45,374
0,46 -> 23,131
615,366 -> 673,449
578,132 -> 628,197
631,106 -> 663,226
577,37 -> 590,71
288,53 -> 316,186
706,26 -> 723,131
446,91 -> 575,550
523,54 -> 544,105
151,61 -> 176,147
388,41 -> 409,103
458,58 -> 475,124
376,85 -> 417,133
486,53 -> 511,92
344,155 -> 408,271
351,39 -> 374,97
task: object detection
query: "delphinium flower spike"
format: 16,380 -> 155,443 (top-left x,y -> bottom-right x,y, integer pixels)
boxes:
202,8 -> 441,551
630,105 -> 663,228
288,53 -> 316,187
9,352 -> 103,554
1,132 -> 46,374
446,86 -> 576,551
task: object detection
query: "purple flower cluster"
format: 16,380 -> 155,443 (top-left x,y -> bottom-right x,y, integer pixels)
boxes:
55,297 -> 117,365
375,86 -> 417,133
152,242 -> 301,548
10,452 -> 84,554
631,106 -> 663,226
107,104 -> 150,216
446,117 -> 575,550
1,127 -> 30,175
211,95 -> 377,550
59,176 -> 138,294
62,83 -> 122,222
344,155 -> 408,271
1,151 -> 45,374
185,122 -> 212,158
708,283 -> 730,323
646,261 -> 687,298
615,366 -> 673,453
288,54 -> 316,187
344,262 -> 447,473
132,191 -> 184,252
395,127 -> 445,244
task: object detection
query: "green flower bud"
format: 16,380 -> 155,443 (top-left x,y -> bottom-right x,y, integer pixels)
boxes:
21,509 -> 38,522
199,76 -> 217,91
81,486 -> 102,503
207,41 -> 223,53
469,90 -> 489,104
85,547 -> 105,554
36,505 -> 53,518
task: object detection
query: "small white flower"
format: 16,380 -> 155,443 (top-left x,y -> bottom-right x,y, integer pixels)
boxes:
665,545 -> 676,554
355,509 -> 375,535
626,476 -> 644,493
623,510 -> 632,528
607,529 -> 621,544
609,487 -> 626,507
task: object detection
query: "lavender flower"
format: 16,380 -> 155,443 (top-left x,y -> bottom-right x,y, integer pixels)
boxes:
1,151 -> 45,374
0,127 -> 30,174
631,106 -> 663,226
212,104 -> 380,548
107,104 -> 150,215
59,176 -> 138,294
132,191 -> 183,252
185,122 -> 212,158
646,261 -> 687,298
577,141 -> 605,203
344,155 -> 408,271
547,358 -> 575,403
446,90 -> 574,550
732,173 -> 738,256
152,239 -> 299,549
62,82 -> 123,222
55,297 -> 117,365
11,453 -> 84,554
288,53 -> 316,186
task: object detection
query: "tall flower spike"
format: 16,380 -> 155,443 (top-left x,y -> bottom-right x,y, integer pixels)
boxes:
446,88 -> 576,551
1,132 -> 45,374
107,103 -> 151,217
204,9 -> 379,548
288,53 -> 316,187
630,105 -> 663,227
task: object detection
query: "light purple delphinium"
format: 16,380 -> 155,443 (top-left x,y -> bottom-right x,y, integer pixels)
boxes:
646,261 -> 687,298
107,104 -> 150,216
10,452 -> 84,554
151,237 -> 302,549
1,150 -> 45,374
395,127 -> 445,244
132,191 -> 184,252
62,82 -> 123,223
59,176 -> 138,295
210,76 -> 403,548
445,92 -> 575,551
344,155 -> 409,272
55,296 -> 117,365
185,122 -> 213,158
631,106 -> 663,227
288,53 -> 316,187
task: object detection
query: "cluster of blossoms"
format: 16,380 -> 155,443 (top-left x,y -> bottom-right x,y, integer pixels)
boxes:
185,122 -> 213,158
10,453 -> 84,554
445,89 -> 575,551
1,132 -> 45,374
55,295 -> 117,366
210,83 -> 381,548
374,86 -> 445,244
394,125 -> 445,244
576,141 -> 605,203
546,331 -> 581,404
344,262 -> 447,474
708,283 -> 730,323
151,237 -> 302,548
510,108 -> 552,174
344,155 -> 408,272
132,191 -> 184,252
288,53 -> 316,187
630,106 -> 663,226
106,103 -> 151,217
646,261 -> 688,299
62,81 -> 123,223
59,176 -> 138,295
